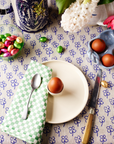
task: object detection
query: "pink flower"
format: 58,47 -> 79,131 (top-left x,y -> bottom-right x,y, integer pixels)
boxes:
103,15 -> 114,30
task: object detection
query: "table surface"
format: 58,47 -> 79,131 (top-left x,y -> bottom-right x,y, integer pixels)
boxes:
0,1 -> 114,144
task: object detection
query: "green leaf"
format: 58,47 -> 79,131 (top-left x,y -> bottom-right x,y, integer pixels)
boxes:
56,0 -> 114,14
55,0 -> 75,14
98,0 -> 114,5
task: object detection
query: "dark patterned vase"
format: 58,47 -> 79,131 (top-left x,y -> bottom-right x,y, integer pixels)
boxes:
11,0 -> 48,32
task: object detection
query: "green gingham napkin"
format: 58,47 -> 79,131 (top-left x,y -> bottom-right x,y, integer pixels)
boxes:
0,60 -> 52,144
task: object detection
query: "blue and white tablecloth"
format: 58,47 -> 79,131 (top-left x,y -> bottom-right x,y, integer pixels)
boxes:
0,0 -> 114,144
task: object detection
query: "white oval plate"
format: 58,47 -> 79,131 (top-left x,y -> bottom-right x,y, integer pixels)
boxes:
43,60 -> 89,124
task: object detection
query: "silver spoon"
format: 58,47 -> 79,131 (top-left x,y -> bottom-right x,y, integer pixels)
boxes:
22,73 -> 41,120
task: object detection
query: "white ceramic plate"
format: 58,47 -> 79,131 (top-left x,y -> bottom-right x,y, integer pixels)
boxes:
43,60 -> 89,124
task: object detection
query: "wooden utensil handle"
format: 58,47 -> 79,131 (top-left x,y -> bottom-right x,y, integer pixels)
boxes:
82,108 -> 94,144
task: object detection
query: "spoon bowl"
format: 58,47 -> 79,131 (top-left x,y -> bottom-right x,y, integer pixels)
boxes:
22,73 -> 41,120
31,73 -> 41,89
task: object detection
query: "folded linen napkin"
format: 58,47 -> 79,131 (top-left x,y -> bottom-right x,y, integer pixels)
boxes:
0,60 -> 52,144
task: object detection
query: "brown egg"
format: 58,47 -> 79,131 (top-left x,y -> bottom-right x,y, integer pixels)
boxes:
101,54 -> 114,67
91,39 -> 106,53
48,77 -> 63,93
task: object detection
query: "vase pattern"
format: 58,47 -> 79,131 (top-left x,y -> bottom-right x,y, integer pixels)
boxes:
13,0 -> 48,32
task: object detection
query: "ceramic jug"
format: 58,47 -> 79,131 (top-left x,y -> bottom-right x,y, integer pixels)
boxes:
11,0 -> 49,32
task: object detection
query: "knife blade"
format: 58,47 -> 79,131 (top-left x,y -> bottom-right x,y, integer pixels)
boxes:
82,69 -> 102,144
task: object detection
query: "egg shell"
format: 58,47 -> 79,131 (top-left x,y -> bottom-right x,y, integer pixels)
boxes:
1,48 -> 8,53
5,40 -> 13,47
0,53 -> 3,57
57,46 -> 63,53
101,54 -> 114,67
8,45 -> 14,52
4,33 -> 11,38
16,37 -> 23,44
48,77 -> 64,93
6,36 -> 15,41
0,42 -> 5,49
101,80 -> 108,88
39,37 -> 47,42
91,39 -> 106,53
14,41 -> 23,49
0,35 -> 5,39
11,48 -> 19,55
3,52 -> 11,57
11,35 -> 17,40
2,37 -> 6,43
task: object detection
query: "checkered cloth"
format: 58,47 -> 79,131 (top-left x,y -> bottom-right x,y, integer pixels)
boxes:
0,60 -> 52,144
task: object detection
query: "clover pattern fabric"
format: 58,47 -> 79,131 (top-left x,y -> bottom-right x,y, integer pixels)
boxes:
1,60 -> 52,144
0,0 -> 114,144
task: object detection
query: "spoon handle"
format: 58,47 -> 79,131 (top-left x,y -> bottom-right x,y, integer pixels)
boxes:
22,89 -> 34,120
